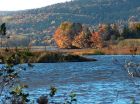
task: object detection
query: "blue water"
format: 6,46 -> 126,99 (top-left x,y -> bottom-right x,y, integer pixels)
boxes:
2,55 -> 140,104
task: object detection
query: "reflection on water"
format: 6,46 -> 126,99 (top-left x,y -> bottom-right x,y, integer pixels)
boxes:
16,55 -> 140,103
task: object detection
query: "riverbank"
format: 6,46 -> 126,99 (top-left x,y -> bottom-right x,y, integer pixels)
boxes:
33,51 -> 97,63
0,49 -> 97,64
53,47 -> 140,55
0,46 -> 140,64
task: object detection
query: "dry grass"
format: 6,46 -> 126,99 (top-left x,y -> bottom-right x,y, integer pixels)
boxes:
0,44 -> 140,60
118,39 -> 140,48
53,47 -> 140,55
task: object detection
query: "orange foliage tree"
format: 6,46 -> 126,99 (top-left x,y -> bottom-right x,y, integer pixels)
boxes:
54,21 -> 93,49
72,31 -> 92,48
91,32 -> 103,48
54,28 -> 72,48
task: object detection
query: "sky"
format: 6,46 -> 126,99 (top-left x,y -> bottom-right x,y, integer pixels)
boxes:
0,0 -> 71,11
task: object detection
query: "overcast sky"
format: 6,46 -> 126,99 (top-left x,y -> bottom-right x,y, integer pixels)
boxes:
0,0 -> 71,11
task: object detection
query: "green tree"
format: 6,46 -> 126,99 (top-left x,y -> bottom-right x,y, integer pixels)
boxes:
121,26 -> 131,38
0,23 -> 6,47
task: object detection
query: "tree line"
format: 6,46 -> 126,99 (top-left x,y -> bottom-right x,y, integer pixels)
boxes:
54,21 -> 140,49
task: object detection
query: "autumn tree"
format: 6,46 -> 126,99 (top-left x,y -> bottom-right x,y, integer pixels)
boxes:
54,21 -> 93,49
54,28 -> 72,48
98,23 -> 120,41
72,26 -> 92,48
91,32 -> 103,48
98,24 -> 111,41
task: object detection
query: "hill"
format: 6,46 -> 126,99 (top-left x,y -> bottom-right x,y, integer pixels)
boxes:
0,0 -> 140,43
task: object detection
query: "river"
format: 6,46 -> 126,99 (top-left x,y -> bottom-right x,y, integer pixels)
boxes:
2,55 -> 140,104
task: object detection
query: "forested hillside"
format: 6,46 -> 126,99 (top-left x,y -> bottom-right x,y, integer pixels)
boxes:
0,0 -> 140,47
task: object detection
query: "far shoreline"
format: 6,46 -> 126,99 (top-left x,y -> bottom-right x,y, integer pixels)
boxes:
47,47 -> 140,55
1,47 -> 140,55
